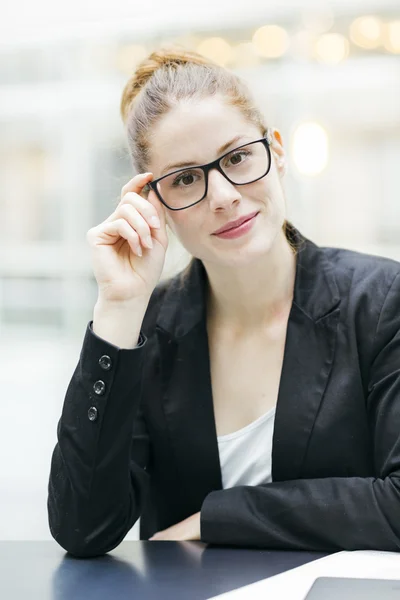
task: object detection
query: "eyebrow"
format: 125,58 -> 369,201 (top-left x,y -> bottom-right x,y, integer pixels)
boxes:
160,135 -> 246,175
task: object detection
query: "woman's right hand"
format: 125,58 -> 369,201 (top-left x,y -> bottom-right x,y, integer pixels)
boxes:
86,172 -> 169,304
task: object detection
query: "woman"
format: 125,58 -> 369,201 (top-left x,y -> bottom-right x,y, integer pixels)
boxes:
47,48 -> 400,557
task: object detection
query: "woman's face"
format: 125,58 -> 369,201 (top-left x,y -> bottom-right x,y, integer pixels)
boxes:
147,95 -> 287,267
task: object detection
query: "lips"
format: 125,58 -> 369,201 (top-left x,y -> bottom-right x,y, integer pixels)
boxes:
212,211 -> 259,235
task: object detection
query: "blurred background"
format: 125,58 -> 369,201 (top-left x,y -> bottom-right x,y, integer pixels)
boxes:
1,0 -> 399,541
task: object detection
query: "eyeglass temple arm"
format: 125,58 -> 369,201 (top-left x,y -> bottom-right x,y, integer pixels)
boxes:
265,128 -> 274,145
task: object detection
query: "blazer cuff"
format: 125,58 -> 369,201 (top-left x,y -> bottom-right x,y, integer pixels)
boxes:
200,490 -> 232,544
88,320 -> 147,349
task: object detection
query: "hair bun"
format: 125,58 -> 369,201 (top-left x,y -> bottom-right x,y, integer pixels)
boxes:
120,45 -> 216,124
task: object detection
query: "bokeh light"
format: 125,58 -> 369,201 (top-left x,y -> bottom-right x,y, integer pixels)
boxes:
292,122 -> 329,176
384,20 -> 400,54
350,16 -> 383,49
315,33 -> 350,65
196,37 -> 233,66
252,25 -> 289,58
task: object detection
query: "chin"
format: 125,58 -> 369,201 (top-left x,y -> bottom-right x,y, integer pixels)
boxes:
205,237 -> 274,268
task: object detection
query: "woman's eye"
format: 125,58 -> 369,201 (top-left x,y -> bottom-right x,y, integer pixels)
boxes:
225,151 -> 249,166
173,172 -> 196,187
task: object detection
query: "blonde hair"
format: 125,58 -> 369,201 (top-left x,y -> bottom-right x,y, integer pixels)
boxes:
120,46 -> 268,171
120,45 -> 298,255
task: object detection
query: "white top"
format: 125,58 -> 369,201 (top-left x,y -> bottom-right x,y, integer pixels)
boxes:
217,406 -> 276,489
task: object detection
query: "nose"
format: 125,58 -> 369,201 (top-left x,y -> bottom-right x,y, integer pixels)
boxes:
206,168 -> 241,211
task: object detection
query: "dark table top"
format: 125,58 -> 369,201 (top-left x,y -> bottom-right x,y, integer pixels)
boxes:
0,541 -> 329,600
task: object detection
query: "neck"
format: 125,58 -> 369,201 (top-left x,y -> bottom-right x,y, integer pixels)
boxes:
204,228 -> 297,333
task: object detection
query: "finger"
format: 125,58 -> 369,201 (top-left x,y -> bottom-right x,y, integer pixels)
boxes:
122,186 -> 169,250
95,219 -> 143,257
120,192 -> 162,231
116,203 -> 153,249
120,172 -> 153,199
145,187 -> 167,230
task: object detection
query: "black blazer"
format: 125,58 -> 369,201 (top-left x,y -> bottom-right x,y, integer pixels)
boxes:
47,225 -> 400,557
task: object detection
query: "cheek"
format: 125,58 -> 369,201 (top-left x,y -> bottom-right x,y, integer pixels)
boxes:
167,205 -> 205,238
263,164 -> 284,198
166,215 -> 193,246
166,212 -> 183,233
248,177 -> 274,203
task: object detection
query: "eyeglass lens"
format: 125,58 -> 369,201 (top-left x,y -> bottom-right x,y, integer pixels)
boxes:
155,140 -> 270,209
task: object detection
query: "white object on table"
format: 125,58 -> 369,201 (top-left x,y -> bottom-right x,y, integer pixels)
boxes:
207,550 -> 400,600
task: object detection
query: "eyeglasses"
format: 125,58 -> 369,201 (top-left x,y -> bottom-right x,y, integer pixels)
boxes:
146,130 -> 273,211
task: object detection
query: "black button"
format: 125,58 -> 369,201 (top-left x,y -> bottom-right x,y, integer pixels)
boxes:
99,355 -> 112,370
88,406 -> 98,422
93,380 -> 106,395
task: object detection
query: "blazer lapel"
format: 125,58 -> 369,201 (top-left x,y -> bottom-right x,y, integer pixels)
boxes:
271,303 -> 340,480
272,231 -> 341,480
155,224 -> 341,509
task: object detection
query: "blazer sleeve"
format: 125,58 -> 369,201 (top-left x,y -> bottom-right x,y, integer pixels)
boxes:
47,321 -> 151,557
200,273 -> 400,552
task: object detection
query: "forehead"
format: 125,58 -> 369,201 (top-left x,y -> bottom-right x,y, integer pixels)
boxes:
149,96 -> 262,174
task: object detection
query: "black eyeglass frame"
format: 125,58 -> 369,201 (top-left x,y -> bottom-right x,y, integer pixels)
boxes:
146,130 -> 274,211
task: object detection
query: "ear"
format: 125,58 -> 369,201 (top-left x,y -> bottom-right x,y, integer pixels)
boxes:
268,128 -> 287,178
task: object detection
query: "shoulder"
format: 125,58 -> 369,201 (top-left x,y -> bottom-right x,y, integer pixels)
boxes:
310,243 -> 400,362
316,245 -> 400,351
321,245 -> 400,306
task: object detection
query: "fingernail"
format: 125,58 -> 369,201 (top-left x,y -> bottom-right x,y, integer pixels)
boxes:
150,216 -> 161,229
145,236 -> 153,249
137,246 -> 142,257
